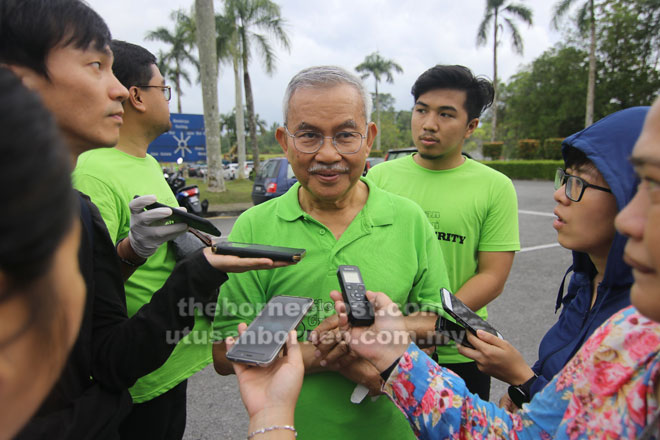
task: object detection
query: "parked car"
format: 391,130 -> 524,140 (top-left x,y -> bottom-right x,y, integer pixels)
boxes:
363,156 -> 384,175
384,147 -> 417,161
251,157 -> 297,205
223,163 -> 238,180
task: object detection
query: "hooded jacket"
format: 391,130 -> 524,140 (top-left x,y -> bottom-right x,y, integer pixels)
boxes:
529,106 -> 649,397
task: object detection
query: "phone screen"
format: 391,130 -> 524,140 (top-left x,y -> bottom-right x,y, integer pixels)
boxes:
441,289 -> 502,338
227,296 -> 314,365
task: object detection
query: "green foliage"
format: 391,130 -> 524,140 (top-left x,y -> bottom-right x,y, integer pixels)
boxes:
369,150 -> 385,158
482,160 -> 563,180
542,138 -> 564,160
517,139 -> 540,159
482,142 -> 504,159
498,45 -> 587,142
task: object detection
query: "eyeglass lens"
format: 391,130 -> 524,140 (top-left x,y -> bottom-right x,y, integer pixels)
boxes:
294,131 -> 362,154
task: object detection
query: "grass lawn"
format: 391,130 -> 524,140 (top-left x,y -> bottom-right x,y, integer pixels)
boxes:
188,177 -> 253,205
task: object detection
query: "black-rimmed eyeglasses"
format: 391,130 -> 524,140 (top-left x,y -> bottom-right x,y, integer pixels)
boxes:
137,85 -> 172,101
554,168 -> 612,202
284,126 -> 366,154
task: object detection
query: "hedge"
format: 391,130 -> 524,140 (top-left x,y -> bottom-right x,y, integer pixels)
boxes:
482,142 -> 503,160
369,150 -> 385,158
517,139 -> 540,159
481,160 -> 562,180
542,138 -> 564,160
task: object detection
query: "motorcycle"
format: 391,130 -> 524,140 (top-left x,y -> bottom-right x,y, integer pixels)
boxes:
163,169 -> 209,215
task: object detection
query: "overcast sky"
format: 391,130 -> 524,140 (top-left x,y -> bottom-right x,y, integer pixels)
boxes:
87,0 -> 565,126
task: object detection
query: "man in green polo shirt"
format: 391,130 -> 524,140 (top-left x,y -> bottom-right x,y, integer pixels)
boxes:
368,65 -> 520,400
212,66 -> 450,439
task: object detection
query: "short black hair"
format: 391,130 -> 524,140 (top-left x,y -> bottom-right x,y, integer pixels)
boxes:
563,145 -> 597,173
411,65 -> 494,122
110,40 -> 157,89
0,67 -> 77,346
0,0 -> 111,78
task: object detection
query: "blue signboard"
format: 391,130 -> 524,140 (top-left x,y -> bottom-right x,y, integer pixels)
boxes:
148,113 -> 206,162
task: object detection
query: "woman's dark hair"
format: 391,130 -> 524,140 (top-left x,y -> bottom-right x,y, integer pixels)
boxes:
411,65 -> 494,122
0,67 -> 78,344
0,0 -> 112,78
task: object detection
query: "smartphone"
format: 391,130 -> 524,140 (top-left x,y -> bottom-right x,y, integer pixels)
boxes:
440,288 -> 503,341
211,241 -> 306,262
226,296 -> 314,366
436,316 -> 474,349
142,199 -> 221,237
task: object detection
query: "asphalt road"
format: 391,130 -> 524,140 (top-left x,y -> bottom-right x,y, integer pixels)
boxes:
183,179 -> 573,440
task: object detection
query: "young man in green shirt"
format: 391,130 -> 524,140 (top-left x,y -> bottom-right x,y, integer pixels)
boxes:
368,65 -> 520,400
72,41 -> 209,439
212,66 -> 449,440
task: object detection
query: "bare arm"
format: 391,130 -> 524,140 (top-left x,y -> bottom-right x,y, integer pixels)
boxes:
454,251 -> 514,311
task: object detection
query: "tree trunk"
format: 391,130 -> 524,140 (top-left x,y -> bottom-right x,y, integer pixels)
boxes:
175,65 -> 182,114
195,0 -> 225,192
242,53 -> 260,173
375,79 -> 381,151
490,8 -> 499,142
233,47 -> 247,179
585,0 -> 596,127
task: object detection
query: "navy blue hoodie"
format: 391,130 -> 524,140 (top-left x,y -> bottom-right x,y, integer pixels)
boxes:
529,106 -> 649,397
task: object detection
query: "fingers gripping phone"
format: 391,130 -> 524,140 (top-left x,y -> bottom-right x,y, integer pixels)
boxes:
142,199 -> 221,237
226,296 -> 314,366
440,288 -> 502,346
211,241 -> 306,262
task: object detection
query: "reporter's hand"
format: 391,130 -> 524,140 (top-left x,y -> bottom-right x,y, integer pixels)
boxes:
202,247 -> 296,273
327,356 -> 383,396
329,290 -> 411,372
308,315 -> 350,367
226,323 -> 304,418
498,394 -> 520,412
457,330 -> 535,385
129,195 -> 188,259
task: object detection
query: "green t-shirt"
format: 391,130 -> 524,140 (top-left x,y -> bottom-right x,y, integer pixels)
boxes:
368,155 -> 520,363
212,178 -> 449,440
73,148 -> 212,403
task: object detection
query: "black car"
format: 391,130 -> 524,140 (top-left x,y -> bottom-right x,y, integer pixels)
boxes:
251,157 -> 297,205
384,147 -> 417,161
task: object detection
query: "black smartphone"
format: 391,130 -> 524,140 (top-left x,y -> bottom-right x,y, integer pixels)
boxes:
226,295 -> 314,366
436,316 -> 474,349
337,265 -> 374,326
440,288 -> 503,341
211,241 -> 306,262
142,199 -> 221,237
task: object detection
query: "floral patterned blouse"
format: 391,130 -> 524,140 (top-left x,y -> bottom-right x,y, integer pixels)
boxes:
382,306 -> 660,439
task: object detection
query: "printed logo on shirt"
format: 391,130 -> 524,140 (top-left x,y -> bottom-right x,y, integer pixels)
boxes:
425,210 -> 467,245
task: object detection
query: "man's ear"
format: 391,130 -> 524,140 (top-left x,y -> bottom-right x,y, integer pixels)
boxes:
464,118 -> 479,139
364,122 -> 377,156
275,126 -> 289,155
128,86 -> 146,113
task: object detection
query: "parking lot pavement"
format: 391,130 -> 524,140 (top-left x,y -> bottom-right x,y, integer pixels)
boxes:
186,179 -> 573,439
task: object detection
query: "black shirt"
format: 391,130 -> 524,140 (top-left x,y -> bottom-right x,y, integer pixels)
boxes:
16,193 -> 227,439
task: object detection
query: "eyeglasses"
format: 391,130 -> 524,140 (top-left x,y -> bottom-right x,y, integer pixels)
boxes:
284,126 -> 366,154
554,168 -> 612,202
137,85 -> 172,101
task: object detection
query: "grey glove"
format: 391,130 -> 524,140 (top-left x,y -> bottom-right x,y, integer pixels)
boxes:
129,195 -> 188,259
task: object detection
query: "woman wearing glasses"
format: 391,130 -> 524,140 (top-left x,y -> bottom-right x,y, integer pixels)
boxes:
452,106 -> 651,410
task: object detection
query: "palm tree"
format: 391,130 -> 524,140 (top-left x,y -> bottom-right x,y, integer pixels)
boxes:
224,0 -> 290,173
477,0 -> 533,141
355,52 -> 403,152
194,0 -> 225,192
146,10 -> 199,113
553,0 -> 597,127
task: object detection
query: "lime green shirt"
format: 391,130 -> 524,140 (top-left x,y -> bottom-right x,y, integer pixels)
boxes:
368,155 -> 520,362
212,178 -> 448,440
73,147 -> 211,403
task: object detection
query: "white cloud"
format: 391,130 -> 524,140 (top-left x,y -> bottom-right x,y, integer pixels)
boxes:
87,0 -> 562,126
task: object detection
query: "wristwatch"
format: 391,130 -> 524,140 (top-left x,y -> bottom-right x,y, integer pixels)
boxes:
507,374 -> 538,408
